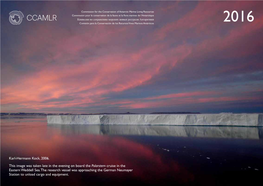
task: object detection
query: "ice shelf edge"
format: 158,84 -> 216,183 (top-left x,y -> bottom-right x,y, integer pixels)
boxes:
47,114 -> 263,126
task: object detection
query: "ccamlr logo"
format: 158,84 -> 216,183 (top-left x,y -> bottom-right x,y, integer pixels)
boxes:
27,14 -> 57,21
9,10 -> 57,25
9,10 -> 24,25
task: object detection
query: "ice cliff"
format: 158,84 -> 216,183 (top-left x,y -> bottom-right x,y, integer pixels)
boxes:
47,114 -> 263,126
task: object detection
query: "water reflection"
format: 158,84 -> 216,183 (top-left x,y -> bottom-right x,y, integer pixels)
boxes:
2,118 -> 263,186
1,118 -> 194,186
48,125 -> 263,140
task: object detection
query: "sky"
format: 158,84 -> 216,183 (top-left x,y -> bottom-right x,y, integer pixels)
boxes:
1,1 -> 263,113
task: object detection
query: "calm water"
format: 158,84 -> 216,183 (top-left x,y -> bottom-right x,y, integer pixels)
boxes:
1,117 -> 263,186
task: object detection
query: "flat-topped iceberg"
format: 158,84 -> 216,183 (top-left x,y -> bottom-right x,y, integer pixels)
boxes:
47,114 -> 263,126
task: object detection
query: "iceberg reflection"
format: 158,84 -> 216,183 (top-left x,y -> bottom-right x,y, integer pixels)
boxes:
48,125 -> 263,140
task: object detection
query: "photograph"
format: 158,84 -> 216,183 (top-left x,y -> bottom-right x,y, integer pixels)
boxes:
1,0 -> 263,185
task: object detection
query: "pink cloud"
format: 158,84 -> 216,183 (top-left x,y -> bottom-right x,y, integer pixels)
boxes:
116,91 -> 262,109
2,1 -> 263,112
145,91 -> 217,100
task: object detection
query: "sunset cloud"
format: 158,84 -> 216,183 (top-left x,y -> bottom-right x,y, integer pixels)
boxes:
1,1 -> 263,113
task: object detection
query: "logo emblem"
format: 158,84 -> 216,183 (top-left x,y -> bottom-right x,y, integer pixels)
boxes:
9,11 -> 24,25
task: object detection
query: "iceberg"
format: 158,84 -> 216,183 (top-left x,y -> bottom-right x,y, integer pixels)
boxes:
47,113 -> 263,126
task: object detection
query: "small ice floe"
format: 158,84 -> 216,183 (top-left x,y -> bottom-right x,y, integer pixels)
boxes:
162,148 -> 170,152
157,144 -> 159,146
206,157 -> 210,160
248,166 -> 251,169
254,168 -> 259,171
183,146 -> 186,149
